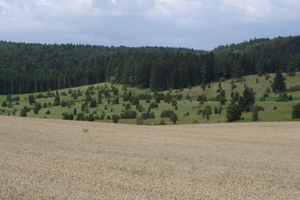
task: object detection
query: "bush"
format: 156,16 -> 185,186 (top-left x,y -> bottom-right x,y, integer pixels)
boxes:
90,98 -> 97,108
292,103 -> 300,119
219,97 -> 226,105
120,110 -> 137,119
161,110 -> 174,118
289,95 -> 293,101
150,111 -> 155,118
214,106 -> 218,114
2,101 -> 7,107
155,93 -> 161,103
113,97 -> 119,104
68,114 -> 74,120
88,114 -> 94,121
46,110 -> 50,115
176,94 -> 183,101
112,114 -> 119,123
148,102 -> 158,109
131,97 -> 140,105
23,106 -> 31,112
197,109 -> 203,115
136,116 -> 144,125
197,94 -> 207,102
273,106 -> 277,110
255,105 -> 264,111
76,113 -> 85,121
203,105 -> 212,120
124,103 -> 131,110
100,113 -> 106,120
252,107 -> 259,121
226,104 -> 242,122
184,112 -> 189,116
34,103 -> 42,114
20,109 -> 27,117
61,100 -> 68,107
265,87 -> 271,94
170,113 -> 178,124
218,106 -> 223,114
158,120 -> 166,125
276,93 -> 289,102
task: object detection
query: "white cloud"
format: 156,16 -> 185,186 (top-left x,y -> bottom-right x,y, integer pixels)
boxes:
0,0 -> 299,50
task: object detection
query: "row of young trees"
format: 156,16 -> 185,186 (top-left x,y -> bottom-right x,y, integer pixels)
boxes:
0,36 -> 299,95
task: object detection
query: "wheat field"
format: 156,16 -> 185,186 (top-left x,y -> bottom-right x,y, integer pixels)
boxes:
0,116 -> 299,199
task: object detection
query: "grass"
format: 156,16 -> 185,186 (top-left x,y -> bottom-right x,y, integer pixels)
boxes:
0,72 -> 300,125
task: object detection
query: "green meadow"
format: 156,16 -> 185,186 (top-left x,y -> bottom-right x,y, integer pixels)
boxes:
1,72 -> 300,125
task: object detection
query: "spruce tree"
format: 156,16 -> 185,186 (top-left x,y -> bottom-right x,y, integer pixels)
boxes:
238,86 -> 255,112
271,71 -> 286,92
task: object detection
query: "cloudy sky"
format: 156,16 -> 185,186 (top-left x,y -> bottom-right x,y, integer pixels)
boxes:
0,0 -> 299,50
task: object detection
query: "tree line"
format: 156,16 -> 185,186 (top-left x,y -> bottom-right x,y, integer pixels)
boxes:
0,35 -> 299,95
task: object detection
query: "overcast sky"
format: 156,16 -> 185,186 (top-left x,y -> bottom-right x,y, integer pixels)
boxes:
0,0 -> 299,50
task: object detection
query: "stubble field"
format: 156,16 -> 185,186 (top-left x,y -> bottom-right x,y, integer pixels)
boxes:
0,116 -> 300,199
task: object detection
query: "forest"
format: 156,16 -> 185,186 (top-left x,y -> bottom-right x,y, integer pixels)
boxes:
0,35 -> 299,95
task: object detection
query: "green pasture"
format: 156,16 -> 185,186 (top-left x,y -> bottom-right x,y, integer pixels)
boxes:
0,73 -> 300,125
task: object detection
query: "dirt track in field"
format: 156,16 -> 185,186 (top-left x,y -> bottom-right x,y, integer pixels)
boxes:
0,116 -> 299,199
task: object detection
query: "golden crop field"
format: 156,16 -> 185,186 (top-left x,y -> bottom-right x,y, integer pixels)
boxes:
0,116 -> 299,199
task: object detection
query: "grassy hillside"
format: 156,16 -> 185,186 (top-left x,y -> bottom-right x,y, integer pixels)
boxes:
1,73 -> 300,125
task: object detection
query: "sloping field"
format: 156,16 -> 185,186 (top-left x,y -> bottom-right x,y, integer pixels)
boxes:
0,116 -> 299,199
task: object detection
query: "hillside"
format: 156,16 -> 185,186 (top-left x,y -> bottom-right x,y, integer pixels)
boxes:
1,72 -> 300,125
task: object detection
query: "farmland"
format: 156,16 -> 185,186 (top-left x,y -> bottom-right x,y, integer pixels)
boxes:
0,116 -> 299,199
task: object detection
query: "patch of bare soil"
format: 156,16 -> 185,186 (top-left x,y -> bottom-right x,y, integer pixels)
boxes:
0,116 -> 299,199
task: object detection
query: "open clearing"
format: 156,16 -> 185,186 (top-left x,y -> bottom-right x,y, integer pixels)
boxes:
0,116 -> 300,199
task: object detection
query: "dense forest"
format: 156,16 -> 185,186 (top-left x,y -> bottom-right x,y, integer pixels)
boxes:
0,35 -> 299,95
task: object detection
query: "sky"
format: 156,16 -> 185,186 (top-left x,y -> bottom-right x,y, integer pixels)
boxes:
0,0 -> 299,50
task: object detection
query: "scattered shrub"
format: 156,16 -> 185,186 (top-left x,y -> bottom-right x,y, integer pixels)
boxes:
76,113 -> 85,121
255,105 -> 265,111
158,120 -> 166,125
90,98 -> 97,108
148,102 -> 158,109
252,107 -> 259,121
176,93 -> 183,101
276,93 -> 289,102
170,113 -> 178,124
20,109 -> 27,117
218,106 -> 223,114
112,114 -> 119,123
88,114 -> 94,121
161,110 -> 175,118
226,104 -> 242,122
2,101 -> 7,107
219,97 -> 226,105
61,100 -> 68,107
292,103 -> 300,119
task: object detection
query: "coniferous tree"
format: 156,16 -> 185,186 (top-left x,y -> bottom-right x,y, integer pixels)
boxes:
238,87 -> 255,112
271,71 -> 286,92
54,90 -> 60,106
